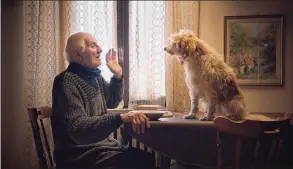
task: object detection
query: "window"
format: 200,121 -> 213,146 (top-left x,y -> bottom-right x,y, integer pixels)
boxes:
73,1 -> 166,108
74,1 -> 118,83
128,1 -> 166,107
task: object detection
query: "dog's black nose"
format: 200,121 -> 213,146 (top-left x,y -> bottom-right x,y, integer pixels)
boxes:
164,47 -> 167,51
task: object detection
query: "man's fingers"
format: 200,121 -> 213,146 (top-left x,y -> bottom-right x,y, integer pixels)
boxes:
132,118 -> 137,133
110,48 -> 114,59
129,112 -> 150,134
138,114 -> 146,134
144,115 -> 150,128
106,48 -> 118,64
106,49 -> 111,62
135,115 -> 141,134
112,48 -> 117,60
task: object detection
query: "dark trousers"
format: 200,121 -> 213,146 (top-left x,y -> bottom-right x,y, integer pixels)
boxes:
56,147 -> 156,169
56,128 -> 156,169
96,147 -> 156,169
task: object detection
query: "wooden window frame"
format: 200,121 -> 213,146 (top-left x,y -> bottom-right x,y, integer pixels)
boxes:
117,1 -> 129,108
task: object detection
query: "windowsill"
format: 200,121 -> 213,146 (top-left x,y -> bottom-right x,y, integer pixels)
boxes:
107,104 -> 166,114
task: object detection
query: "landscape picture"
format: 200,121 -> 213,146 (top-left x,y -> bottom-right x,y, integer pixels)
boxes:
224,15 -> 283,85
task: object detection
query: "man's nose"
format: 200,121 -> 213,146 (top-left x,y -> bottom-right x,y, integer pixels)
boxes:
97,46 -> 102,52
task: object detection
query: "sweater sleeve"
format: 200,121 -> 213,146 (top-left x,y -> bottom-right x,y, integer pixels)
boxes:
102,74 -> 124,109
56,78 -> 123,145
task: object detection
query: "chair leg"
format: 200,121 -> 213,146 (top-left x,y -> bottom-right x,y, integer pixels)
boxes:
276,138 -> 284,159
216,131 -> 222,169
266,139 -> 278,169
235,136 -> 242,169
253,140 -> 261,169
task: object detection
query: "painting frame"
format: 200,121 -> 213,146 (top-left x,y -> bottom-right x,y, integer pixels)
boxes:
224,15 -> 283,86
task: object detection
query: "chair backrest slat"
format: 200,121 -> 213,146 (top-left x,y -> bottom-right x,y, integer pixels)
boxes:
28,106 -> 54,169
39,118 -> 54,167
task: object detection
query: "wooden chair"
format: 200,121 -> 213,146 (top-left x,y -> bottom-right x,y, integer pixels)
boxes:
27,106 -> 55,169
214,113 -> 292,169
28,106 -> 168,169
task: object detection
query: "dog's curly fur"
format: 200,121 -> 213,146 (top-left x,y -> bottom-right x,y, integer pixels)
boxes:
164,29 -> 247,121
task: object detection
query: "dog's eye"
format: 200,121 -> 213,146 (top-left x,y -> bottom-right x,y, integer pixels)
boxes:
173,43 -> 180,48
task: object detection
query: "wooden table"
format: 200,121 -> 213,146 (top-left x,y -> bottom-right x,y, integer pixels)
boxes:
123,113 -> 226,167
123,112 -> 292,168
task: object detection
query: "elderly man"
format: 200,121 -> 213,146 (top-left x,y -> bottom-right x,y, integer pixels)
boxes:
51,32 -> 155,169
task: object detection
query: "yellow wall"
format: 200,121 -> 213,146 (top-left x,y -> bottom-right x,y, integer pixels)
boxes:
199,1 -> 293,113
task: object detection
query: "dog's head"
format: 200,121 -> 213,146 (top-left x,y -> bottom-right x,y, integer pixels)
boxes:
164,29 -> 202,64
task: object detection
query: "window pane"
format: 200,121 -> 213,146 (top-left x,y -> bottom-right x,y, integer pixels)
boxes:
129,1 -> 166,107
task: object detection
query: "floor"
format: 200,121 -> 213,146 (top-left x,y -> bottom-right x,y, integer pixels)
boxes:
170,160 -> 200,169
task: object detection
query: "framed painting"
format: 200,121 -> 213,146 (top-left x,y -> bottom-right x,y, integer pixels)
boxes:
224,15 -> 283,86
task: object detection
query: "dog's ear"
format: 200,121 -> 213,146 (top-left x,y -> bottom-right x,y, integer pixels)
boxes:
176,37 -> 188,55
194,42 -> 203,56
178,42 -> 189,60
175,42 -> 181,50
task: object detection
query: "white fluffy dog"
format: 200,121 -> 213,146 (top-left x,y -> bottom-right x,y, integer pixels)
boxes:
164,29 -> 247,121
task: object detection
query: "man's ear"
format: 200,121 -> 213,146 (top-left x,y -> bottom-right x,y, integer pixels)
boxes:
71,51 -> 81,62
71,52 -> 77,60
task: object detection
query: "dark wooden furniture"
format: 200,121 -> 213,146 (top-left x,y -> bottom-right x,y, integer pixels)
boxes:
214,113 -> 292,169
27,106 -> 55,169
123,112 -> 292,169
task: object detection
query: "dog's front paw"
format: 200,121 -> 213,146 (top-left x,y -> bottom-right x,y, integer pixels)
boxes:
199,115 -> 213,121
183,113 -> 197,119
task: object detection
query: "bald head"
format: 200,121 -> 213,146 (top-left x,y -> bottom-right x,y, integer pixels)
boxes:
65,32 -> 88,62
65,32 -> 103,68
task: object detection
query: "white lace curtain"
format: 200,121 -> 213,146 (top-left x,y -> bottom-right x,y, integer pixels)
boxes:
165,1 -> 200,113
23,1 -> 61,168
128,1 -> 166,107
128,1 -> 201,111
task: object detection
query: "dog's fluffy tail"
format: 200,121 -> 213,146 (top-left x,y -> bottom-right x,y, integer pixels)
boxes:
225,98 -> 280,121
245,114 -> 278,121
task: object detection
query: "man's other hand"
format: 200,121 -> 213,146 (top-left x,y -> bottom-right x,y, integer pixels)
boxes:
106,48 -> 123,79
120,111 -> 150,134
